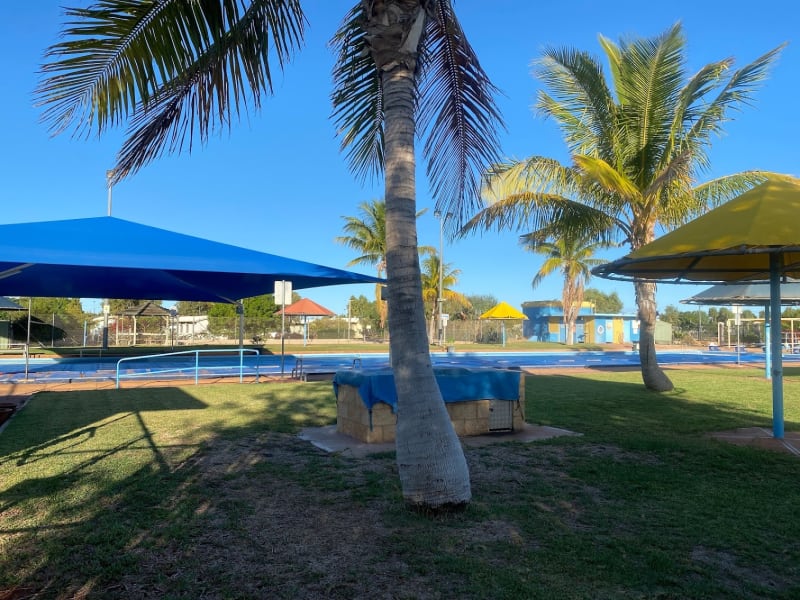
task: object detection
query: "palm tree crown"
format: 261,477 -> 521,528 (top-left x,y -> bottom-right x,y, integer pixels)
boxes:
336,199 -> 388,277
524,231 -> 606,344
420,249 -> 470,340
462,23 -> 783,390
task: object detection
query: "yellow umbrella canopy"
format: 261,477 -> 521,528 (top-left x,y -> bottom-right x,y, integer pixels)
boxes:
479,301 -> 528,320
594,174 -> 800,283
479,301 -> 527,347
593,173 -> 800,439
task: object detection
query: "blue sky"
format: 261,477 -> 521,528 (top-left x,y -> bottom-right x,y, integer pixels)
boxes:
1,2 -> 798,317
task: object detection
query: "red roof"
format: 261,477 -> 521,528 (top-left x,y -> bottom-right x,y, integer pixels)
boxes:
277,297 -> 335,316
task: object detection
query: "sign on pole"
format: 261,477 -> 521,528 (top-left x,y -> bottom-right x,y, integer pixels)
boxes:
275,280 -> 292,377
275,280 -> 292,306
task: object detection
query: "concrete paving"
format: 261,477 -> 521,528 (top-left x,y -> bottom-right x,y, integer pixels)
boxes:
708,427 -> 800,456
298,423 -> 581,458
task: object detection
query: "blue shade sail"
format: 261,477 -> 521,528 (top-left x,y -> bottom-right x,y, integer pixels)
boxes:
0,217 -> 382,302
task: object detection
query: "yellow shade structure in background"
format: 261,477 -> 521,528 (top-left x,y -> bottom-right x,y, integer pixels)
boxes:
480,301 -> 528,347
594,174 -> 800,439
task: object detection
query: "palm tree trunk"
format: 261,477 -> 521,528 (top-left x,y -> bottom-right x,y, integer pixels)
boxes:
635,280 -> 674,391
379,23 -> 471,507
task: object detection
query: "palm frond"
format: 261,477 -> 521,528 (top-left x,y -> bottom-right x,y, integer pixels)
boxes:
330,3 -> 384,182
608,24 -> 686,185
530,256 -> 562,289
680,43 -> 785,170
482,156 -> 578,202
662,58 -> 731,172
693,170 -> 770,204
37,0 -> 305,177
460,190 -> 625,245
335,199 -> 387,269
534,47 -> 614,156
573,155 -> 640,204
653,171 -> 773,231
417,1 -> 505,231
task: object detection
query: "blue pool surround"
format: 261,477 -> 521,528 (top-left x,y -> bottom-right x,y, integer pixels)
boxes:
0,348 -> 794,384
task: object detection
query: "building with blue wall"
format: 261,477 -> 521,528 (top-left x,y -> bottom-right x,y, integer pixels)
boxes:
521,301 -> 667,344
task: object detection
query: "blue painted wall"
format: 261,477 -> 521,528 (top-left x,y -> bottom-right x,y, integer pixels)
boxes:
522,301 -> 645,344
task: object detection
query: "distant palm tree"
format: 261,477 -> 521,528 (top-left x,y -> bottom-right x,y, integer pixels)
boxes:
420,250 -> 470,343
336,199 -> 430,330
462,23 -> 782,391
336,199 -> 388,329
37,1 -> 504,509
524,232 -> 606,344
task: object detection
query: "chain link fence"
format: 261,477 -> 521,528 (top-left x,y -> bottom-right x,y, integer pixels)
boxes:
2,312 -> 528,348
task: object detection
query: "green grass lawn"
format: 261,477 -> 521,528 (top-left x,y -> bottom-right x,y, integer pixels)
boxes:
1,368 -> 798,598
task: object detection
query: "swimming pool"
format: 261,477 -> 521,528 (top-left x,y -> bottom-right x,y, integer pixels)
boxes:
0,347 -> 791,384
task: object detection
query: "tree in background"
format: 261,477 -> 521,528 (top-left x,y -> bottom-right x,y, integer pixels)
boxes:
337,200 -> 389,329
524,232 -> 606,344
5,297 -> 86,345
420,250 -> 470,343
461,23 -> 782,391
459,294 -> 498,320
208,295 -> 289,339
660,305 -> 763,345
347,294 -> 381,337
38,1 -> 504,509
107,299 -> 162,314
175,301 -> 215,315
337,199 -> 431,332
583,289 -> 623,314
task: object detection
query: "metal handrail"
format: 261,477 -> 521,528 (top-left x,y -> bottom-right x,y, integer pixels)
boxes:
116,348 -> 260,389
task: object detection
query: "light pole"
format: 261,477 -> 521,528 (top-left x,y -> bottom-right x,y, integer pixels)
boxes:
697,308 -> 702,341
434,210 -> 452,346
103,169 -> 115,351
106,169 -> 115,216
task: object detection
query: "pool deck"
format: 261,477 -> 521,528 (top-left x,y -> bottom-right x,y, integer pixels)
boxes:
299,423 -> 582,458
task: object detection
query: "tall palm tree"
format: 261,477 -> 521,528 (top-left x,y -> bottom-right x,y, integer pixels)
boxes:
37,1 -> 503,509
420,250 -> 470,342
525,232 -> 606,345
461,23 -> 782,391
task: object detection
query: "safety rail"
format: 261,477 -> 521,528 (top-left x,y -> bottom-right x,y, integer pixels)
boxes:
291,357 -> 304,380
115,348 -> 260,389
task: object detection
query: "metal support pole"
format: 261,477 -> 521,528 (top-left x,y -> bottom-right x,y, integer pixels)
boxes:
765,304 -> 771,380
24,297 -> 31,381
769,254 -> 784,438
237,301 -> 244,349
434,210 -> 452,346
102,302 -> 109,350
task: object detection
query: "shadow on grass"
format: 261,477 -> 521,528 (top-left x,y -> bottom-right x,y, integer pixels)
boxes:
0,388 -> 208,462
0,382 -> 340,597
525,369 -> 797,444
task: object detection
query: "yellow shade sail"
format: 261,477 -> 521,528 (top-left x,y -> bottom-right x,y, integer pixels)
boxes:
594,174 -> 800,283
480,301 -> 527,320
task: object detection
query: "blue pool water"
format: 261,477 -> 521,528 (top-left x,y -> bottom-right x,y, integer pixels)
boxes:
0,348 -> 793,384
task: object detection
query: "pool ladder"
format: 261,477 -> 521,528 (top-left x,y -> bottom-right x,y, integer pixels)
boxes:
291,357 -> 305,380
